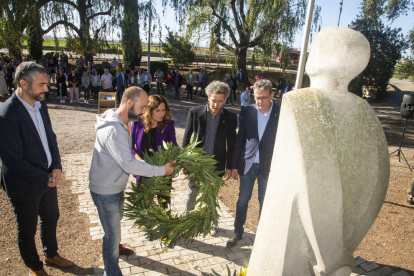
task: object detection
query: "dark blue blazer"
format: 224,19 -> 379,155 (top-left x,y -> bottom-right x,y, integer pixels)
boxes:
116,72 -> 127,88
0,93 -> 62,198
232,102 -> 280,180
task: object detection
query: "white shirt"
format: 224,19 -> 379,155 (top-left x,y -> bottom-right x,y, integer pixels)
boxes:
16,93 -> 52,167
254,103 -> 273,164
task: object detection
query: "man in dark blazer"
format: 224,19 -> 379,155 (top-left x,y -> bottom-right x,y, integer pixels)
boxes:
3,64 -> 14,94
182,80 -> 237,235
0,62 -> 73,276
116,68 -> 128,104
227,79 -> 280,248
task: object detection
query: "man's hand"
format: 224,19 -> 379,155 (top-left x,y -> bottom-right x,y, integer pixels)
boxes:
231,169 -> 238,180
47,169 -> 62,187
223,169 -> 232,180
164,162 -> 175,176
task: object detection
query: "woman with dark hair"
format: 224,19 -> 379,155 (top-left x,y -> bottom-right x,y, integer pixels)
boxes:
91,69 -> 100,102
56,68 -> 67,103
130,95 -> 177,209
67,68 -> 80,103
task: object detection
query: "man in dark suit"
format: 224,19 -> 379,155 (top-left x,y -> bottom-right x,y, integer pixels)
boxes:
0,62 -> 73,276
182,80 -> 237,236
173,69 -> 183,100
116,68 -> 128,104
236,68 -> 244,94
4,64 -> 14,94
226,79 -> 280,248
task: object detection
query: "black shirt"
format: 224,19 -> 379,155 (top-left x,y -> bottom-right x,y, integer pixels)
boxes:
141,127 -> 157,157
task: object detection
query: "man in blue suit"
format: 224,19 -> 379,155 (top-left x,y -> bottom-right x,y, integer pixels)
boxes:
236,68 -> 244,94
0,62 -> 73,276
116,68 -> 127,105
227,79 -> 280,248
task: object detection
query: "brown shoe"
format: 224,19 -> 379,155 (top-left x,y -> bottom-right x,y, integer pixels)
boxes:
29,268 -> 48,276
43,254 -> 74,267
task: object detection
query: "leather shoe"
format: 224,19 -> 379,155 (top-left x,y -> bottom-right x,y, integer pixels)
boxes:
226,234 -> 242,248
43,255 -> 74,267
119,244 -> 135,255
29,268 -> 48,276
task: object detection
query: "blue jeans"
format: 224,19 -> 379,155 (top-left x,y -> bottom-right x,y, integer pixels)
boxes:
91,191 -> 124,276
234,163 -> 268,235
166,84 -> 172,94
174,86 -> 180,99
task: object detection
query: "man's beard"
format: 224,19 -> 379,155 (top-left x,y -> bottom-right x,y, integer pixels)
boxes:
127,104 -> 142,122
28,86 -> 45,102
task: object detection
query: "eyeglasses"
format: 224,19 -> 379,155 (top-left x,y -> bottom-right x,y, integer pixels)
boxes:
254,95 -> 271,101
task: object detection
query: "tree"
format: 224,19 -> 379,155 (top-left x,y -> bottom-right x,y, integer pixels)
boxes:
162,31 -> 195,68
395,59 -> 414,77
348,0 -> 411,98
27,8 -> 44,61
177,0 -> 320,87
121,0 -> 142,67
41,0 -> 119,63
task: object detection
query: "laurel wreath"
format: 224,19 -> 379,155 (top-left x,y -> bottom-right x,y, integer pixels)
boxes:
124,136 -> 225,247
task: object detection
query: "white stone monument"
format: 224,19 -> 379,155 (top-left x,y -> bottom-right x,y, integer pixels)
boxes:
247,27 -> 390,276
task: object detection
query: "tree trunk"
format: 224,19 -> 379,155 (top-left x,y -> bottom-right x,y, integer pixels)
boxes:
236,47 -> 249,87
27,9 -> 44,61
122,0 -> 142,67
78,0 -> 94,63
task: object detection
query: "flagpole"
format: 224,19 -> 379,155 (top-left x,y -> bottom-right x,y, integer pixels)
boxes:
295,0 -> 315,90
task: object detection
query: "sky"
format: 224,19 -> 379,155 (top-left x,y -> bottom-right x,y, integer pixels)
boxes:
52,0 -> 413,53
148,0 -> 414,51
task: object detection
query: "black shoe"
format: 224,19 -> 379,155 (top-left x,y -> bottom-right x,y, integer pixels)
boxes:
226,234 -> 242,248
119,244 -> 135,255
407,197 -> 414,205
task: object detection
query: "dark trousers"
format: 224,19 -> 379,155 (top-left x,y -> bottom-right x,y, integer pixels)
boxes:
117,86 -> 125,104
186,85 -> 193,100
6,80 -> 13,94
143,84 -> 151,95
9,187 -> 60,271
174,86 -> 180,99
83,85 -> 91,100
195,83 -> 205,95
92,86 -> 100,101
156,83 -> 164,95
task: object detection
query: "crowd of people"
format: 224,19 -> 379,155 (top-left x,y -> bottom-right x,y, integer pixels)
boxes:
0,56 -> 296,276
1,53 -> 295,109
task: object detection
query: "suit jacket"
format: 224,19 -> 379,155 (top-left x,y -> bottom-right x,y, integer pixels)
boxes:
131,119 -> 177,181
4,69 -> 13,82
232,102 -> 280,180
237,72 -> 244,83
116,72 -> 127,88
128,75 -> 138,86
0,93 -> 62,198
131,119 -> 178,158
140,73 -> 152,87
186,73 -> 196,86
182,105 -> 237,173
173,74 -> 183,88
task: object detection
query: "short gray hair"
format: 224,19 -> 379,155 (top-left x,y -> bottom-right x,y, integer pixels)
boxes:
15,62 -> 47,88
205,81 -> 230,98
253,79 -> 273,93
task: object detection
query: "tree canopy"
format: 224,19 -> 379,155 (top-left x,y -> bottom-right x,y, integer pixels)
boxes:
162,30 -> 195,67
173,0 -> 319,85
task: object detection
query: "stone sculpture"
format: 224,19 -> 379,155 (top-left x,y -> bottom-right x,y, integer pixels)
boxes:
247,27 -> 390,276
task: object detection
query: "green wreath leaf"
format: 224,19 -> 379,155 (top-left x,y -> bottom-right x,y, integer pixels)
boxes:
124,139 -> 225,248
